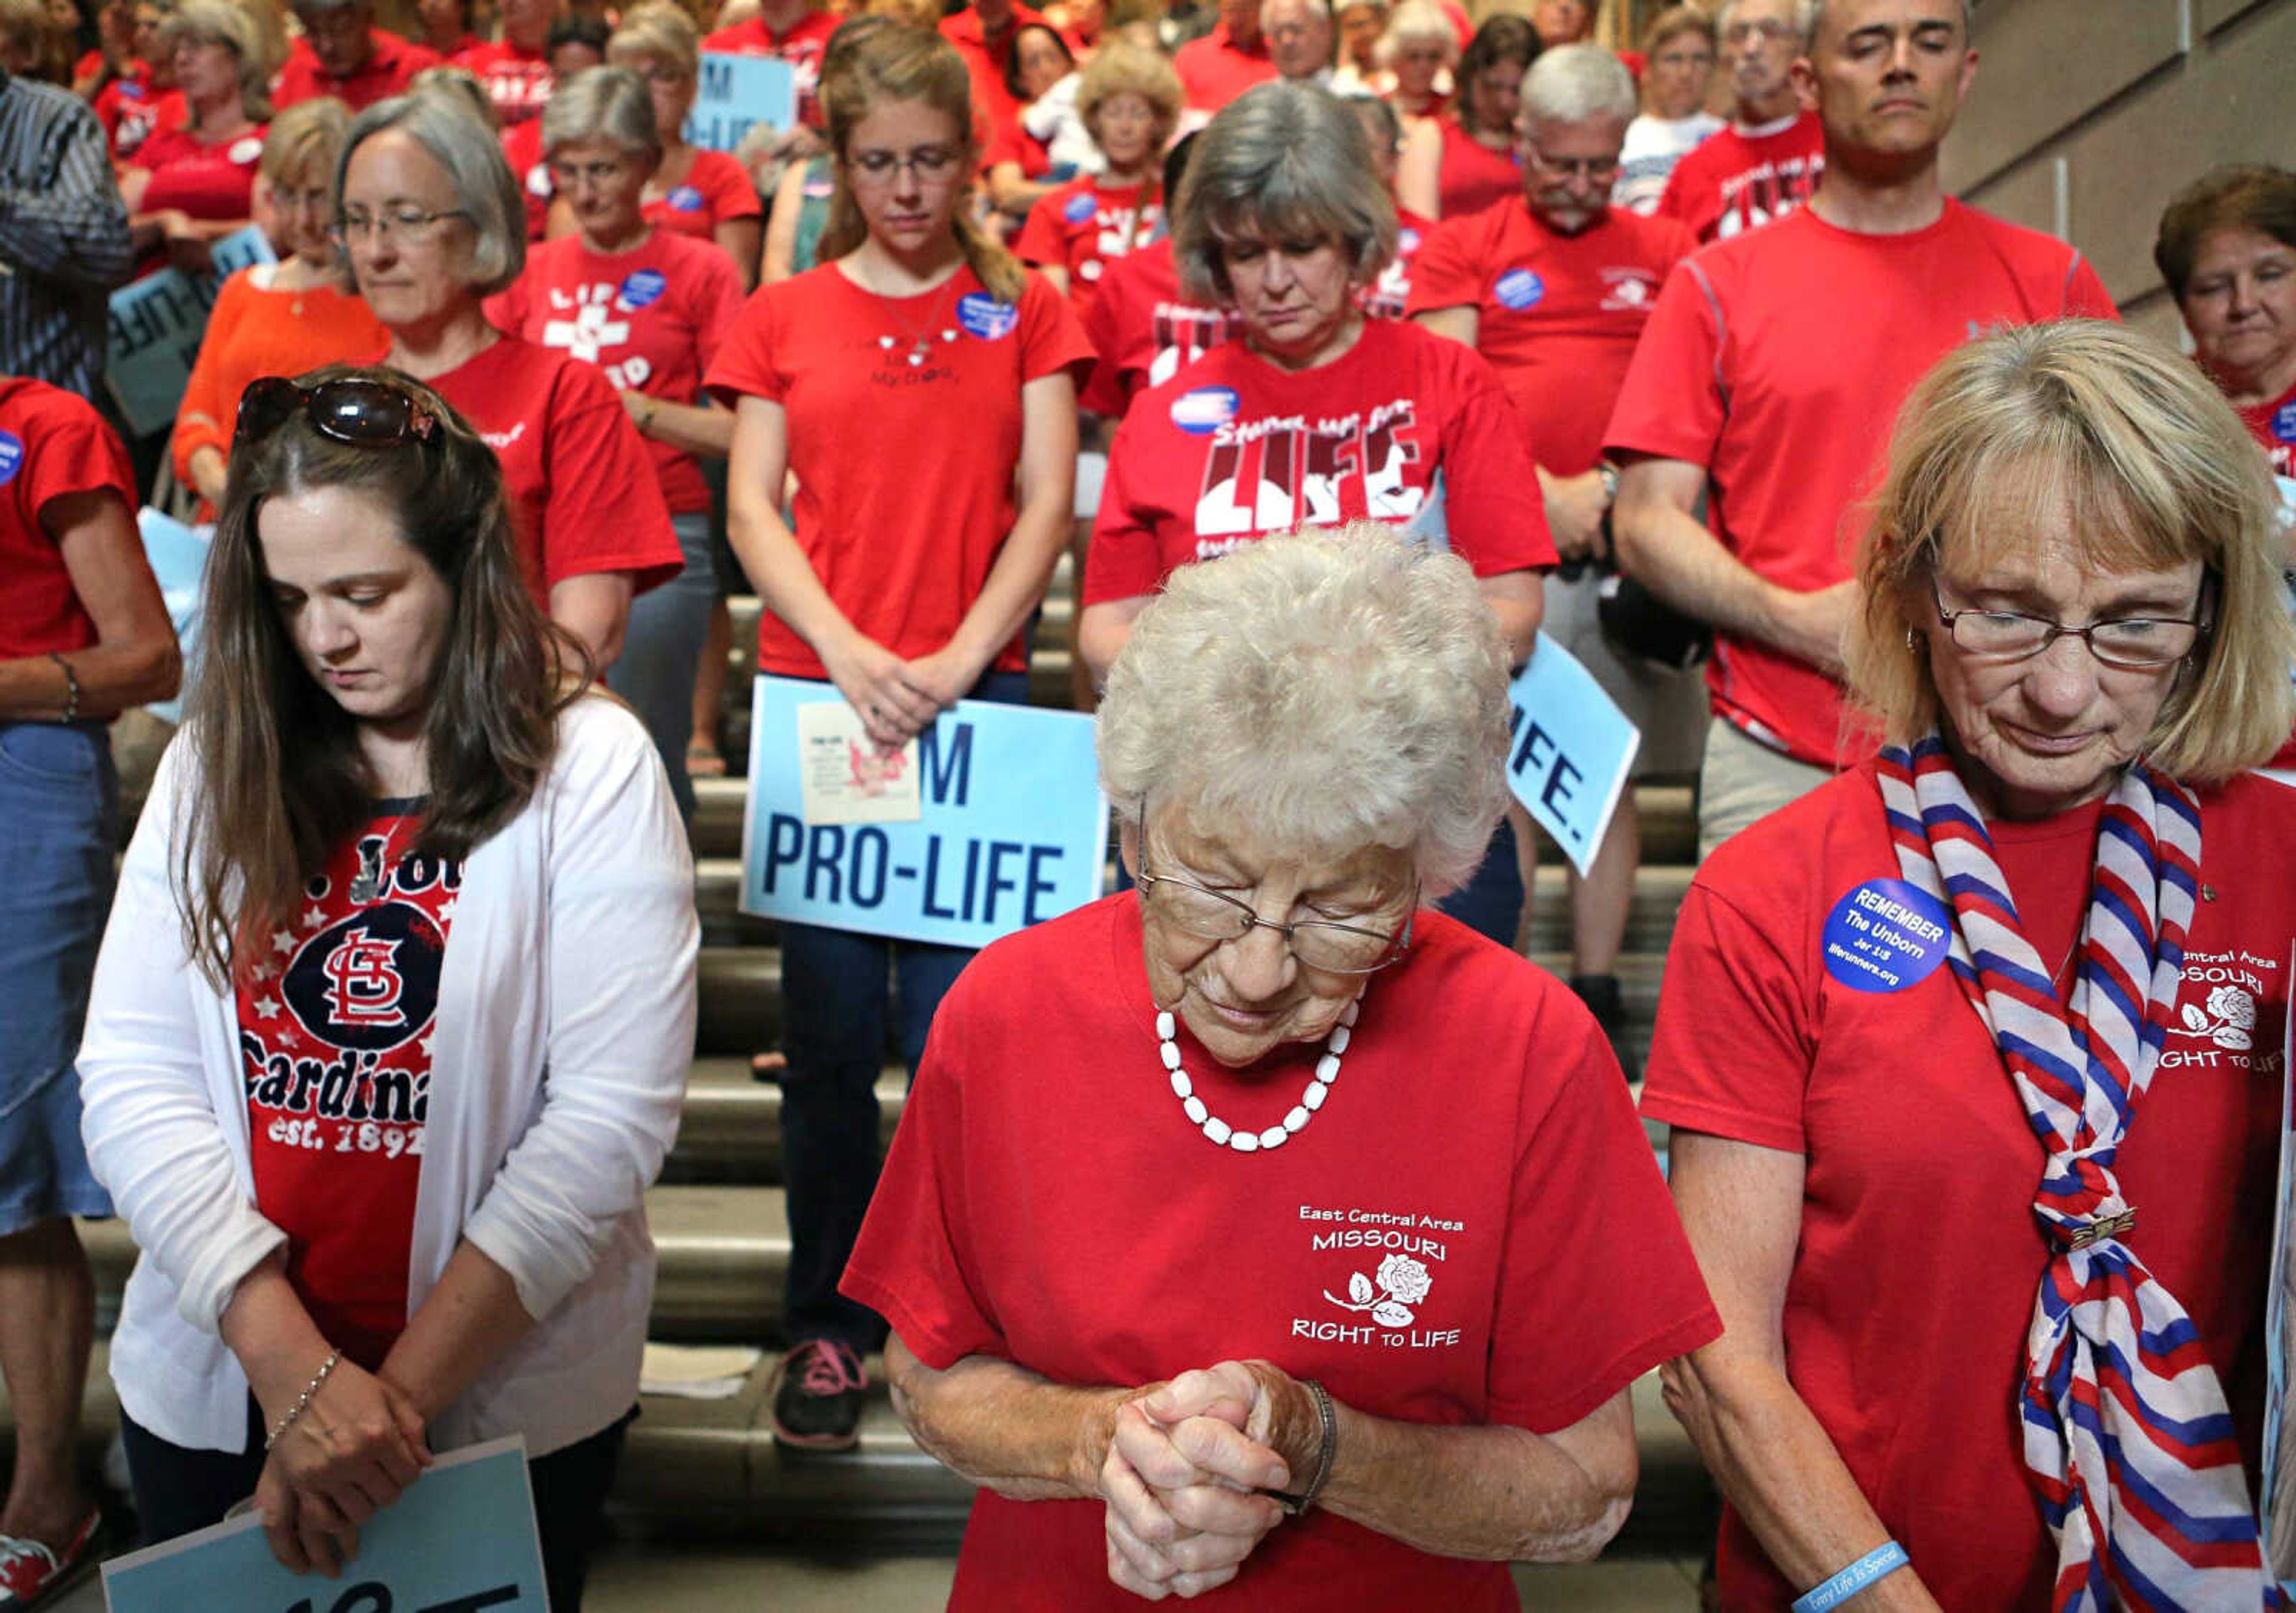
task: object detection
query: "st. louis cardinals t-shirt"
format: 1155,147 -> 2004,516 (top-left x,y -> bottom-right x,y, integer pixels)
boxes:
241,805 -> 459,1370
487,230 -> 745,513
1408,198 -> 1692,473
1086,316 -> 1555,605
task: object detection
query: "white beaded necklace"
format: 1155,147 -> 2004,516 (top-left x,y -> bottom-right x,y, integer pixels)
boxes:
1158,996 -> 1359,1153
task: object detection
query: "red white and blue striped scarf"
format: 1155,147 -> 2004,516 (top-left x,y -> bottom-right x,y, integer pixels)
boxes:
1876,735 -> 2279,1611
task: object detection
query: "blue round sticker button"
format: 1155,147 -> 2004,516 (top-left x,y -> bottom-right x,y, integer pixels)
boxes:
1169,386 -> 1239,435
1494,267 -> 1544,310
667,184 -> 704,212
956,291 -> 1018,341
1822,878 -> 1952,994
2274,401 -> 2296,444
0,430 -> 21,485
618,268 -> 668,310
1062,191 -> 1097,224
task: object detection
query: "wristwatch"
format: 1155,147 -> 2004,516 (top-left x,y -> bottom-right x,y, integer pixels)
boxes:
1596,461 -> 1620,505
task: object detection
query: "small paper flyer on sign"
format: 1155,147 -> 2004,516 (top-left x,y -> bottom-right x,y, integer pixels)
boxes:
2267,942 -> 2296,1589
797,698 -> 921,825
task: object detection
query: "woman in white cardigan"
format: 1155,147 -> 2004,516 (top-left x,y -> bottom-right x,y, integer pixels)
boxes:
76,368 -> 697,1611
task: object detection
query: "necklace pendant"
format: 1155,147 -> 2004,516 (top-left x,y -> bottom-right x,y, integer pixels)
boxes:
908,348 -> 926,366
877,334 -> 896,350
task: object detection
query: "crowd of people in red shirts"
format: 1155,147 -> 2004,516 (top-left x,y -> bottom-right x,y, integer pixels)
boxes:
4,0 -> 2296,1603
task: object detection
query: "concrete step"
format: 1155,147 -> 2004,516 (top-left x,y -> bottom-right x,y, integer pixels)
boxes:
668,1058 -> 907,1178
694,856 -> 1693,955
1,1344 -> 1712,1552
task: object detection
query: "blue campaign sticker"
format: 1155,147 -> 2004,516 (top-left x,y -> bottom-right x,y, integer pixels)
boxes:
1821,878 -> 1953,994
2274,401 -> 2296,444
667,184 -> 705,212
956,291 -> 1018,341
1494,267 -> 1544,310
0,430 -> 20,485
1397,226 -> 1422,254
1063,191 -> 1098,224
618,268 -> 668,310
1169,385 -> 1239,435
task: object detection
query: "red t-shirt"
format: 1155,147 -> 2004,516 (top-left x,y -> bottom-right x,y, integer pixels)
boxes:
704,8 -> 839,129
1015,176 -> 1162,322
487,230 -> 745,515
1654,109 -> 1824,244
1078,237 -> 1241,417
406,335 -> 682,598
1358,207 -> 1433,321
500,117 -> 551,242
1408,198 -> 1692,474
241,805 -> 459,1373
1087,317 -> 1555,604
450,38 -> 552,126
272,31 -> 439,112
1603,200 -> 2119,766
844,894 -> 1721,1612
706,264 -> 1093,677
1173,22 -> 1277,111
133,124 -> 266,222
646,148 -> 762,240
1639,765 -> 2296,1612
95,74 -> 182,162
940,2 -> 1049,153
2239,375 -> 2296,479
0,378 -> 134,662
1433,119 -> 1518,220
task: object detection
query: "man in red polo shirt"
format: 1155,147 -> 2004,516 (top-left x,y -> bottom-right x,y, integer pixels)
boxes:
1654,0 -> 1822,242
1608,0 -> 2118,858
1411,43 -> 1699,1071
273,0 -> 439,112
705,0 -> 838,129
1174,0 -> 1276,112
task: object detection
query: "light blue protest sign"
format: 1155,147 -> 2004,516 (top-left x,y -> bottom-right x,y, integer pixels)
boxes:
740,676 -> 1109,948
105,226 -> 276,437
685,52 -> 796,152
103,1435 -> 546,1613
137,506 -> 209,723
1504,632 -> 1639,876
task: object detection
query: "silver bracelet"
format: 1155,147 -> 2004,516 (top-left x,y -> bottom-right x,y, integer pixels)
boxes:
1267,1377 -> 1337,1516
264,1348 -> 341,1450
48,652 -> 80,723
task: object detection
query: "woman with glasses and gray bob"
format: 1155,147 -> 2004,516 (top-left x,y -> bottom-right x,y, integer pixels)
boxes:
335,85 -> 682,672
844,523 -> 1720,1611
76,366 -> 697,1610
1643,321 -> 2296,1611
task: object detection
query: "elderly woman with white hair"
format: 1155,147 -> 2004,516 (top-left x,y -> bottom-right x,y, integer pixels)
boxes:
1372,0 -> 1455,123
337,86 -> 680,668
487,65 -> 742,819
1082,79 -> 1551,947
845,523 -> 1719,1611
1645,321 -> 2296,1609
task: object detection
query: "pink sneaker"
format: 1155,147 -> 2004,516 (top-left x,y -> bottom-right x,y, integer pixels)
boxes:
0,1507 -> 101,1608
769,1338 -> 868,1451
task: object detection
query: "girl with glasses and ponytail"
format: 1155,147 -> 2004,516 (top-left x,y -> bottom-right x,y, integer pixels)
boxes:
77,367 -> 697,1612
1645,320 -> 2296,1611
704,22 -> 1091,1455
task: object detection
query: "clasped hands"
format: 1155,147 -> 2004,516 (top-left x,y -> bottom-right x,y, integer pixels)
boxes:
1100,1360 -> 1308,1602
823,633 -> 976,751
253,1357 -> 431,1577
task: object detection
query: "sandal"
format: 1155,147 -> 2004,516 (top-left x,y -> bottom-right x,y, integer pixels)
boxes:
686,736 -> 728,778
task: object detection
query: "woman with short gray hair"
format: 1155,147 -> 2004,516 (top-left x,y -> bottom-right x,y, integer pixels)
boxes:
487,65 -> 741,820
847,523 -> 1719,1608
1084,79 -> 1553,946
337,85 -> 681,674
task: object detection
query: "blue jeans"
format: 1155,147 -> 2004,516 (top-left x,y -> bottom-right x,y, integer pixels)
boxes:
1437,812 -> 1523,950
775,668 -> 1030,1352
606,509 -> 717,824
0,721 -> 117,1237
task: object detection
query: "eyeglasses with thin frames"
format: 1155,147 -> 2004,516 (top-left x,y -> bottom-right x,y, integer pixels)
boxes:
844,146 -> 962,187
1134,808 -> 1416,976
1928,573 -> 2208,670
331,204 -> 470,249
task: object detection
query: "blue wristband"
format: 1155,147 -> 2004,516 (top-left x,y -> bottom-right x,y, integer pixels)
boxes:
1791,1541 -> 1910,1613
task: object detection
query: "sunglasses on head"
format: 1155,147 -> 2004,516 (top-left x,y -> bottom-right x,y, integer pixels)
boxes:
234,375 -> 441,450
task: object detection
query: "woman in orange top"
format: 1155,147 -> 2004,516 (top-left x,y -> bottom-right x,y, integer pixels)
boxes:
174,99 -> 387,511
